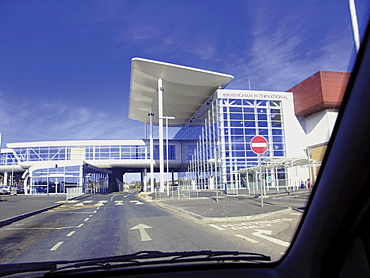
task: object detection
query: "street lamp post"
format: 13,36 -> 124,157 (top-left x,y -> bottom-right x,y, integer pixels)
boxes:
304,148 -> 313,190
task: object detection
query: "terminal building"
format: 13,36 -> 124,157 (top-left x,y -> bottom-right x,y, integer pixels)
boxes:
0,58 -> 349,196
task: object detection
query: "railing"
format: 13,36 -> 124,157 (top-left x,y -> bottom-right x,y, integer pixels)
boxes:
66,187 -> 83,200
152,186 -> 225,201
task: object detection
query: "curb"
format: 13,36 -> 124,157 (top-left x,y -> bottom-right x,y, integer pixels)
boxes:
156,201 -> 292,222
0,203 -> 63,228
0,194 -> 91,228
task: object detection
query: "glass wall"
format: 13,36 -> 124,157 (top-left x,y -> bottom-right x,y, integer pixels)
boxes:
176,94 -> 287,192
11,144 -> 176,163
29,163 -> 109,194
0,152 -> 17,166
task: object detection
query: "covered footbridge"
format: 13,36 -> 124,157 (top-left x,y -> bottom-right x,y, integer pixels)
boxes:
0,139 -> 190,195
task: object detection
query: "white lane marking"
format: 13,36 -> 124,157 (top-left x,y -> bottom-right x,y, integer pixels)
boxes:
77,224 -> 84,228
66,231 -> 75,237
130,224 -> 152,241
93,210 -> 97,213
1,225 -> 81,230
84,218 -> 89,222
130,200 -> 143,205
74,203 -> 84,206
290,212 -> 302,216
83,200 -> 93,203
50,242 -> 63,251
95,200 -> 108,206
252,230 -> 290,247
209,224 -> 225,231
235,234 -> 259,243
115,201 -> 124,205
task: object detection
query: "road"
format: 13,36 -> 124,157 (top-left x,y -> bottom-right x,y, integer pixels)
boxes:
0,192 -> 306,264
265,190 -> 311,212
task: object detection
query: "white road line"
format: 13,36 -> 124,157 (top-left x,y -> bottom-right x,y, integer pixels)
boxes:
50,242 -> 63,251
84,218 -> 89,222
209,224 -> 225,231
110,194 -> 121,201
95,201 -> 107,207
130,200 -> 144,205
83,200 -> 93,203
235,234 -> 259,243
252,230 -> 290,247
66,231 -> 75,237
93,210 -> 97,213
290,212 -> 302,216
77,224 -> 84,228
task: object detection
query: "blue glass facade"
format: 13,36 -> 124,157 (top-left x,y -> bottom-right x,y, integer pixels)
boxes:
29,163 -> 109,194
0,90 -> 294,195
175,90 -> 287,191
0,144 -> 176,165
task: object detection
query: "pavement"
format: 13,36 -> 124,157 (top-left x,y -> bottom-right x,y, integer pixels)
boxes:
0,194 -> 69,227
140,191 -> 294,222
0,190 -> 300,227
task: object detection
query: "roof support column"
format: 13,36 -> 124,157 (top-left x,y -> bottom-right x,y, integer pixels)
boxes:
149,107 -> 154,192
158,78 -> 165,193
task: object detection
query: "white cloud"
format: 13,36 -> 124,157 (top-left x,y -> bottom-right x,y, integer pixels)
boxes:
225,4 -> 355,92
0,95 -> 145,145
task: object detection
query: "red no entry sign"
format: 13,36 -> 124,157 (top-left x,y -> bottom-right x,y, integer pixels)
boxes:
250,136 -> 268,154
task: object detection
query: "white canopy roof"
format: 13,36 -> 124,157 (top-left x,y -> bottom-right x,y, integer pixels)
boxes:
129,58 -> 234,126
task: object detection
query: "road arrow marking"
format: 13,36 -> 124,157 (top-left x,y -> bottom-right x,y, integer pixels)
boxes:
115,201 -> 124,205
95,200 -> 107,206
252,229 -> 290,247
130,224 -> 152,241
130,200 -> 143,205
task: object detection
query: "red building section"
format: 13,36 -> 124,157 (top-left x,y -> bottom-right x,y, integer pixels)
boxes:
287,71 -> 350,117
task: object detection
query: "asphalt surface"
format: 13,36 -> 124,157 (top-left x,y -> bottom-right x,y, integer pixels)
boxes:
146,193 -> 291,222
0,190 -> 306,227
0,194 -> 68,227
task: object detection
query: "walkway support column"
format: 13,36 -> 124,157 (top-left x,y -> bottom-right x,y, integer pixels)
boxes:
141,168 -> 147,192
149,107 -> 154,192
4,171 -> 8,186
158,79 -> 165,193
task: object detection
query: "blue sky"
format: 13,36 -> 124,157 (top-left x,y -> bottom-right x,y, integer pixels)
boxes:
0,0 -> 369,146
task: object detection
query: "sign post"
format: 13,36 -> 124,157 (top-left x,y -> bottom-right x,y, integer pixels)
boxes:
250,136 -> 268,207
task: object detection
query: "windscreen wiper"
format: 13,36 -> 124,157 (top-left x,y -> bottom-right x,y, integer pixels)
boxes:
49,250 -> 271,276
0,261 -> 67,277
0,250 -> 270,276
